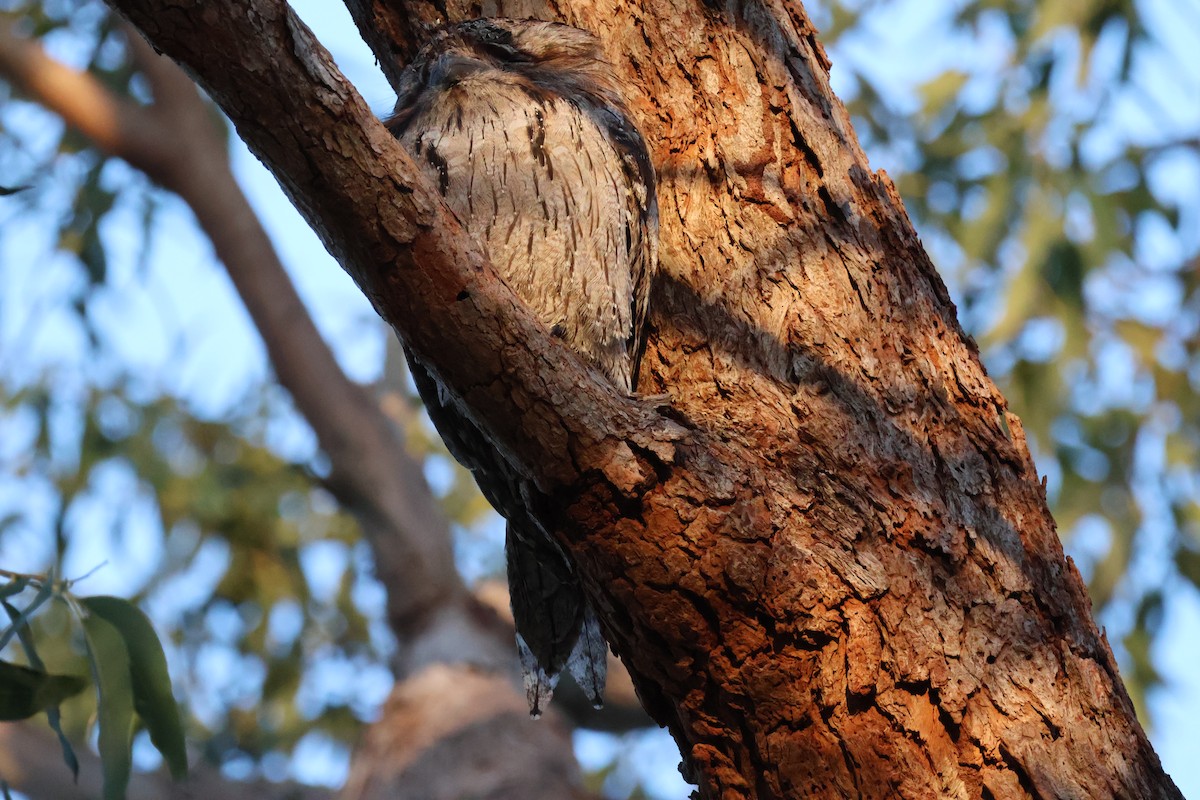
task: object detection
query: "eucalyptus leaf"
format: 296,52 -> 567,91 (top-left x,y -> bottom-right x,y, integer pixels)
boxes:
0,660 -> 48,720
81,611 -> 134,800
0,660 -> 86,720
82,596 -> 188,779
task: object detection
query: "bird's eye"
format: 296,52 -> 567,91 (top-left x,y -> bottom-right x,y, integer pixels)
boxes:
429,54 -> 485,88
479,40 -> 531,63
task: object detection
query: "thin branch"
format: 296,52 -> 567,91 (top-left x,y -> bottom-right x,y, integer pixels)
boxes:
0,17 -> 162,161
0,10 -> 611,797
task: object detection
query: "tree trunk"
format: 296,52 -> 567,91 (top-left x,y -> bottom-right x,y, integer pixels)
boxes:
106,0 -> 1182,797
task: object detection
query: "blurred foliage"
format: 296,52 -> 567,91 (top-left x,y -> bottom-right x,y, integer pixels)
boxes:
0,382 -> 400,770
0,0 -> 1198,796
0,0 -> 489,783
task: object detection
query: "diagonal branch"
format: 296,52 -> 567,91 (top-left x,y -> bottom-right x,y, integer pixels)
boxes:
1,11 -> 619,798
342,0 -> 426,87
103,0 -> 670,494
0,17 -> 163,162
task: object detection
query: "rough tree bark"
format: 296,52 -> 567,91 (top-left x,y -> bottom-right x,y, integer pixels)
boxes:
100,1 -> 1183,798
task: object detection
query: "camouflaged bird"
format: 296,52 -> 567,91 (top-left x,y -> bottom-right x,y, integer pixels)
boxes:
387,18 -> 658,716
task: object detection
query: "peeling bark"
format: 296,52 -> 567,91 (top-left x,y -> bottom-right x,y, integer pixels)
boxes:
104,0 -> 1182,797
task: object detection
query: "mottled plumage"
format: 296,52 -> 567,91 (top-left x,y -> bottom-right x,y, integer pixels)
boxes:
387,18 -> 658,715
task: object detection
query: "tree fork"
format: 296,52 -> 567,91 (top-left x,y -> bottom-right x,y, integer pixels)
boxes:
105,0 -> 1181,797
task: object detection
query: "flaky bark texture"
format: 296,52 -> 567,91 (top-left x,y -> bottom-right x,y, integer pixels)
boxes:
106,0 -> 1181,797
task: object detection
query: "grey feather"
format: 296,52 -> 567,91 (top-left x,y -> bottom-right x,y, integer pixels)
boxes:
389,18 -> 657,715
567,603 -> 608,709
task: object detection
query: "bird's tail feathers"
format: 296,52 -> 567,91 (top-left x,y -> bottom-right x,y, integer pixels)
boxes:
566,603 -> 608,709
516,633 -> 559,718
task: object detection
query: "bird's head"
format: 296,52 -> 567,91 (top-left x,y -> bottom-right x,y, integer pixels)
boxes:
389,18 -> 625,135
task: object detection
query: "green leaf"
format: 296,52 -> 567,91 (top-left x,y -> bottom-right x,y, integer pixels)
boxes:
0,660 -> 48,720
3,600 -> 80,779
82,596 -> 188,779
37,671 -> 87,709
0,661 -> 86,720
81,611 -> 134,800
2,601 -> 44,668
44,704 -> 79,778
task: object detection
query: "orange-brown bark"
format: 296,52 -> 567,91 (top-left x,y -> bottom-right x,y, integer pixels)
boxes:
106,0 -> 1182,797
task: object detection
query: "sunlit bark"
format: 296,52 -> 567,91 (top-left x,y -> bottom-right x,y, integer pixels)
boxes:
84,1 -> 1188,797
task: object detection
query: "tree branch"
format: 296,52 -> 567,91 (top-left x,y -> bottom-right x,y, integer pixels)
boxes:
0,12 -> 605,798
0,10 -> 465,643
0,16 -> 163,165
342,0 -> 426,86
339,665 -> 592,800
99,1 -> 1183,797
